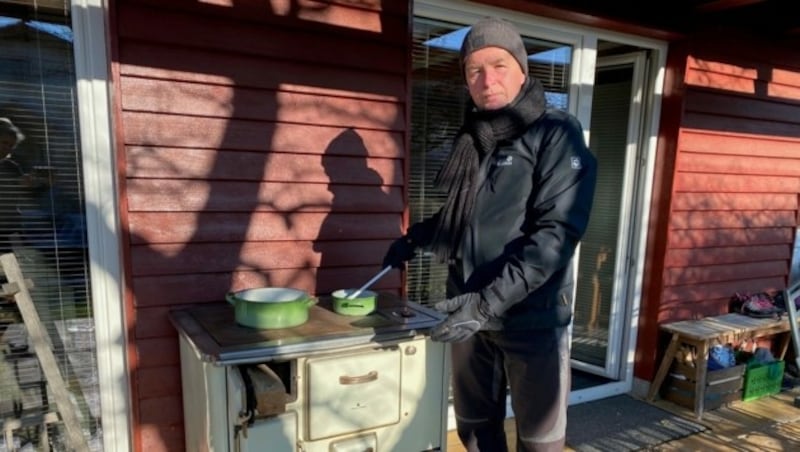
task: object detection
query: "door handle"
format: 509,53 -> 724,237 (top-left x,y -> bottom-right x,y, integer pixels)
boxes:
338,370 -> 378,385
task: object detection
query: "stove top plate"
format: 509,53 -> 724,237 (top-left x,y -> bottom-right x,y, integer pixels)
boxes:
170,293 -> 445,365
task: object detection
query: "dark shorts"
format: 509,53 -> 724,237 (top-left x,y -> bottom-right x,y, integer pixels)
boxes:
451,327 -> 570,452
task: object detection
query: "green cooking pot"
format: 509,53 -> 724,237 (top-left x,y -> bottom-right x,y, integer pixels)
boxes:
226,287 -> 316,329
331,289 -> 377,316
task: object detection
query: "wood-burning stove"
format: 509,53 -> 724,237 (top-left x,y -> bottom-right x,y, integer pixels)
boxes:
170,293 -> 449,451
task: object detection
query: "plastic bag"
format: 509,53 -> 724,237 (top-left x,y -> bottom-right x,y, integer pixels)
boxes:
731,292 -> 783,319
708,344 -> 736,370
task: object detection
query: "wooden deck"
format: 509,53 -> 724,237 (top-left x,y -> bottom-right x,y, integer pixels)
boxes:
445,386 -> 800,451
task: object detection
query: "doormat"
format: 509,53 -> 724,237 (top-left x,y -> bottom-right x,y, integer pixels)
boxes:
566,395 -> 707,451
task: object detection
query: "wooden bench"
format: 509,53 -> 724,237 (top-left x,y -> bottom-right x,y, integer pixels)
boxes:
646,312 -> 798,419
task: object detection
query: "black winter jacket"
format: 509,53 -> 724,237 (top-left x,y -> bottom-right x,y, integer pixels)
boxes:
408,109 -> 597,330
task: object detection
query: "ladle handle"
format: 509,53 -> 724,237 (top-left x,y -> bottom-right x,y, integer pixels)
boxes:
347,265 -> 392,299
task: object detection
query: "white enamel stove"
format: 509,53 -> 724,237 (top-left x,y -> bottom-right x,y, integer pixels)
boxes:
171,294 -> 449,452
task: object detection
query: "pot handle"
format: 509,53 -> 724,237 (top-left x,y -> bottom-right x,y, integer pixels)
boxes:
225,292 -> 237,305
305,297 -> 318,307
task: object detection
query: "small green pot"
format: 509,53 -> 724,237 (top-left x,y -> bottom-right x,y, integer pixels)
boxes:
332,289 -> 377,316
226,287 -> 315,329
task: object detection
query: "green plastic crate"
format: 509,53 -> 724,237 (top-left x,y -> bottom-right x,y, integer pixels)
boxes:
742,360 -> 785,402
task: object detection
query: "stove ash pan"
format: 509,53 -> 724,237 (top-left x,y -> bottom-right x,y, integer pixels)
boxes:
234,360 -> 297,420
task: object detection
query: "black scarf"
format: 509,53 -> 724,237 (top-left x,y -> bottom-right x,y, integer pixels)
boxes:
430,77 -> 547,261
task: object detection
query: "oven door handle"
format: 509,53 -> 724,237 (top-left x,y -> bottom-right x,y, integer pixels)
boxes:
237,365 -> 256,425
338,370 -> 378,385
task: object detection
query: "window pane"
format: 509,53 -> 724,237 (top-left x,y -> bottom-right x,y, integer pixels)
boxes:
408,17 -> 572,304
1,2 -> 99,449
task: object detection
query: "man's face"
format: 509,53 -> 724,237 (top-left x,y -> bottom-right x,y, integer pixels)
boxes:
0,134 -> 16,155
464,46 -> 526,110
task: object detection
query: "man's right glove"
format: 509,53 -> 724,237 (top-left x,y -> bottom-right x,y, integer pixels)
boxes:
429,293 -> 491,343
382,236 -> 417,269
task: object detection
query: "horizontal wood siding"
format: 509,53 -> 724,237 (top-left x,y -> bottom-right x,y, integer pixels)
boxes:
659,41 -> 800,324
112,1 -> 409,450
636,37 -> 800,383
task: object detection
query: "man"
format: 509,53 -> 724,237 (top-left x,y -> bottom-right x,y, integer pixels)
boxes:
383,17 -> 597,452
1,117 -> 30,253
0,117 -> 73,252
0,117 -> 26,167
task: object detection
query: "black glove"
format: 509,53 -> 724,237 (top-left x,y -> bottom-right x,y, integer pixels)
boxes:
382,236 -> 417,269
429,293 -> 491,343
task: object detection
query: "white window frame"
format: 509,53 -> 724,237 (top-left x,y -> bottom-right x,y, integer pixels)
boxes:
72,0 -> 132,450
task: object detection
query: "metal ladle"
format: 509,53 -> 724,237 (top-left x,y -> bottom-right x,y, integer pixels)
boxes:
346,265 -> 392,299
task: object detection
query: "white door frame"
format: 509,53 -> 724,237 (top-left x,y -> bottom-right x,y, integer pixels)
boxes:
570,47 -> 666,404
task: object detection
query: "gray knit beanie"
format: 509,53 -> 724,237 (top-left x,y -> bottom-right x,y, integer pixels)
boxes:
460,17 -> 528,78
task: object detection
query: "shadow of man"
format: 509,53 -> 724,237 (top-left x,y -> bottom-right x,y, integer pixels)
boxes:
314,128 -> 400,298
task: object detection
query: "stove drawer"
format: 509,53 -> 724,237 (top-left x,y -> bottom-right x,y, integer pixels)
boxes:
306,347 -> 401,440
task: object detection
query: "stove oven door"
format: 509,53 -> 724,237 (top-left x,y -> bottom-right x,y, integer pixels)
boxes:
306,346 -> 401,440
234,412 -> 297,452
228,367 -> 297,451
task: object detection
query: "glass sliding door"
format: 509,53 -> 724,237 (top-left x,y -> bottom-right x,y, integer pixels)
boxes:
571,51 -> 648,379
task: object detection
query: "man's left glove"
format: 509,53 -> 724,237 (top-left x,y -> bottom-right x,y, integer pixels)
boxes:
382,236 -> 417,269
429,293 -> 491,343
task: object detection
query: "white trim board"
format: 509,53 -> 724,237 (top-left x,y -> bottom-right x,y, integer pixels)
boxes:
71,0 -> 132,450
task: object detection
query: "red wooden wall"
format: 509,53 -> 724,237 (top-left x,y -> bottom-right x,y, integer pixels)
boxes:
109,1 -> 410,450
637,31 -> 800,380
